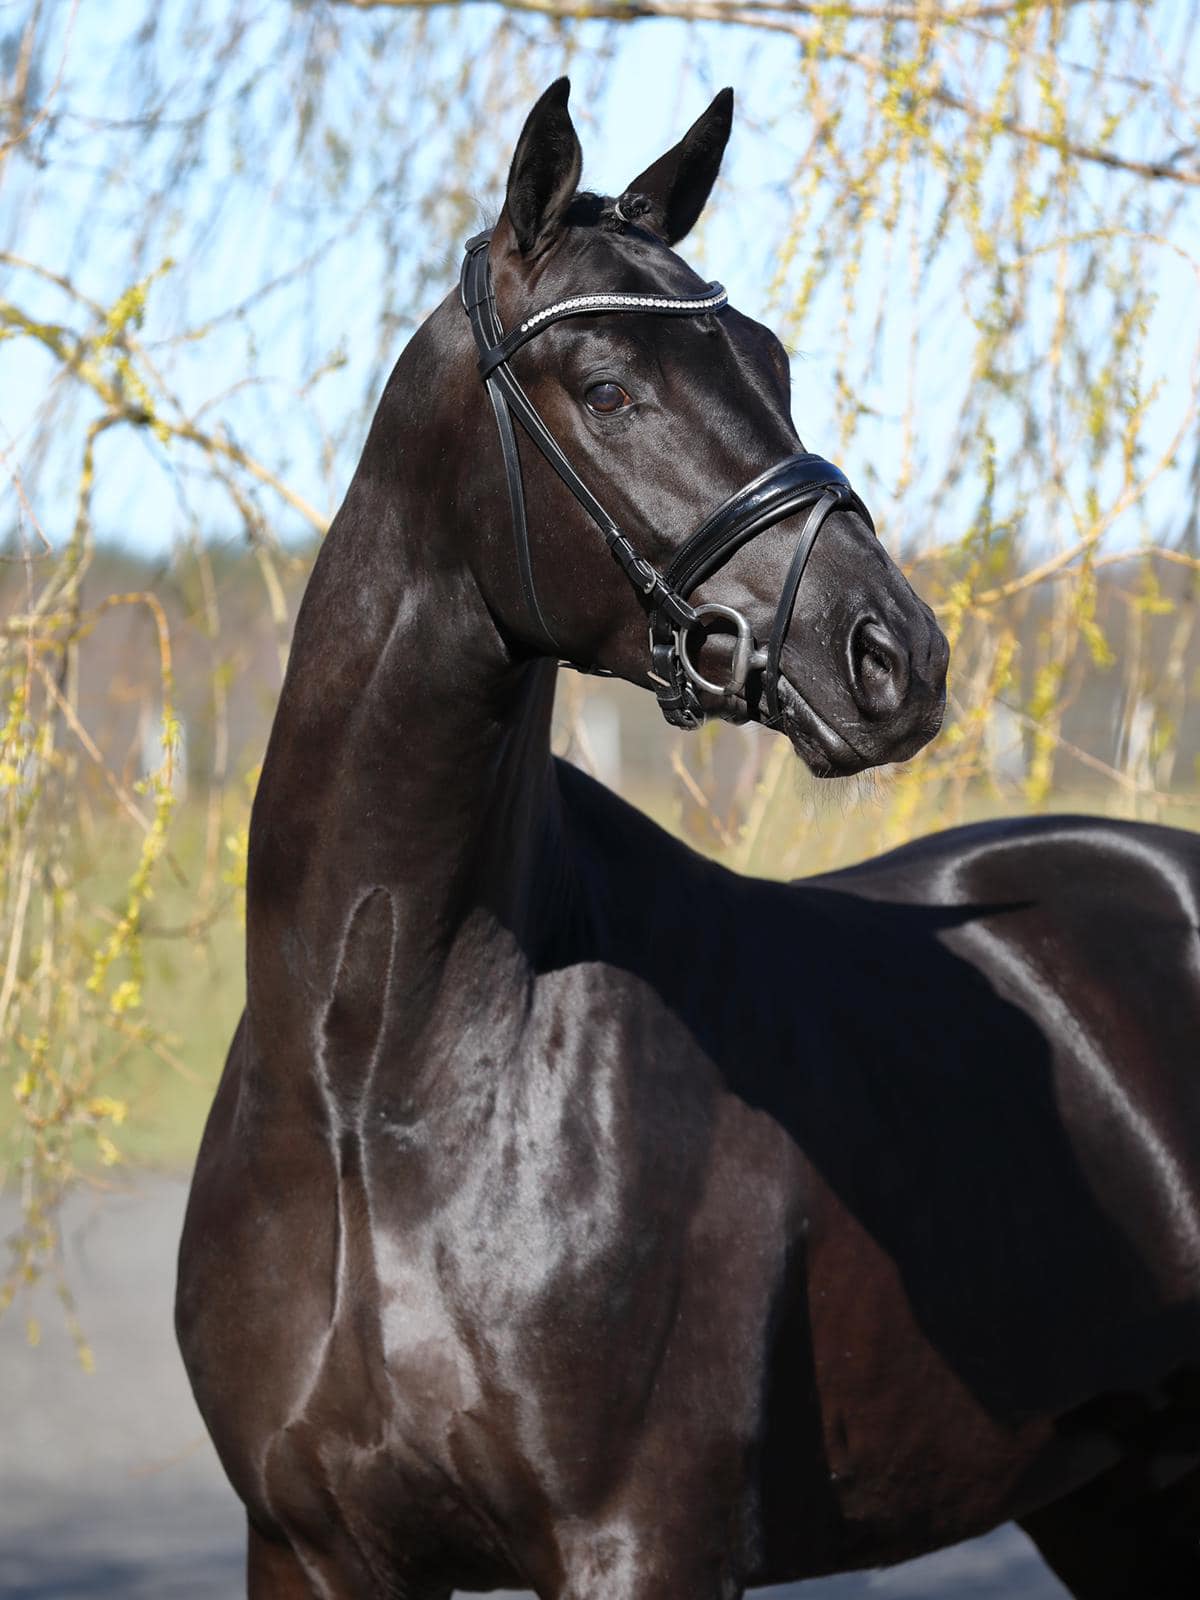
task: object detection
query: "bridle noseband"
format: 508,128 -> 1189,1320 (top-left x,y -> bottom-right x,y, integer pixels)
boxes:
461,229 -> 875,731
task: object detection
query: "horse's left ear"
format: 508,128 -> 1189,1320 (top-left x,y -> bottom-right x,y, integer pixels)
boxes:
624,88 -> 734,246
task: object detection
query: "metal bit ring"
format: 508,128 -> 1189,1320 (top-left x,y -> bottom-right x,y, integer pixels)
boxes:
675,603 -> 768,698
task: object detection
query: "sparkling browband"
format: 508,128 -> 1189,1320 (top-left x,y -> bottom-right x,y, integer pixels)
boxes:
475,276 -> 730,378
519,286 -> 728,335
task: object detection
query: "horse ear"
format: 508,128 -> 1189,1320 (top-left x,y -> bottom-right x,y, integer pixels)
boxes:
624,88 -> 734,246
502,78 -> 583,257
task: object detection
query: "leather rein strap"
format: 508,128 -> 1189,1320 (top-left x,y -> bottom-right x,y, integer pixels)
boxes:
460,229 -> 874,730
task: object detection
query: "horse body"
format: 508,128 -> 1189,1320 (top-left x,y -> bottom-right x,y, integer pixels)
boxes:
178,80 -> 1200,1598
180,641 -> 1200,1594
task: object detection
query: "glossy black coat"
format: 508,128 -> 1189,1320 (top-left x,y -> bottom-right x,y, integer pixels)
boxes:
177,82 -> 1200,1600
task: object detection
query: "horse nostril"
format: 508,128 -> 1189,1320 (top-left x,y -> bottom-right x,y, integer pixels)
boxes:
848,617 -> 910,719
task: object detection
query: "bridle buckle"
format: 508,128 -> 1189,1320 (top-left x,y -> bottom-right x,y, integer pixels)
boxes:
631,556 -> 659,596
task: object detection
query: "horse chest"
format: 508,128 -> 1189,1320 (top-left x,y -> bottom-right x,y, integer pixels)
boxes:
319,1020 -> 808,1546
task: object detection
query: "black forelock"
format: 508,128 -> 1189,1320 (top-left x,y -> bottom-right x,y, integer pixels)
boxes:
563,190 -> 609,228
528,189 -> 715,302
564,190 -> 661,236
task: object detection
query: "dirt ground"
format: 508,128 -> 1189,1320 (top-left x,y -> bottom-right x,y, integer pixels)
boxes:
0,1176 -> 1067,1599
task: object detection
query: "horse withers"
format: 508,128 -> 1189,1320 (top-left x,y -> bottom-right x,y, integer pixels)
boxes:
177,79 -> 1200,1600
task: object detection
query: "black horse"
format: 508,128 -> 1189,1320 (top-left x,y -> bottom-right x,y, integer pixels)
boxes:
178,81 -> 1200,1600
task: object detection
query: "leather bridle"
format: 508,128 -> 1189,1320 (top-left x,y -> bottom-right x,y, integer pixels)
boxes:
461,229 -> 875,731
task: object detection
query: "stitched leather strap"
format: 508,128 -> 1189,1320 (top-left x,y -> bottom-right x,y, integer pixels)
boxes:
764,490 -> 838,725
464,238 -> 561,652
464,237 -> 697,647
649,459 -> 873,728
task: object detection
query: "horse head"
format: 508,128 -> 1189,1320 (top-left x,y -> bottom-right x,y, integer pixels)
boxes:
447,79 -> 949,776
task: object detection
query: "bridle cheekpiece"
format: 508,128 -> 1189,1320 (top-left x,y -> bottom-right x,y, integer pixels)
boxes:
460,228 -> 874,731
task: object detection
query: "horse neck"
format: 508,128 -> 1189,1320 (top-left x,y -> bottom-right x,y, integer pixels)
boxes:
246,322 -> 564,1036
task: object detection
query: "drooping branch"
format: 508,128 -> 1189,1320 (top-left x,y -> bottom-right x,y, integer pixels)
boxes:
0,297 -> 330,536
326,0 -> 1200,188
333,0 -> 1122,22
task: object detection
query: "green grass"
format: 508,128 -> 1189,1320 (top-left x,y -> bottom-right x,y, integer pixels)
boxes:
1,801 -> 245,1180
103,811 -> 246,1172
110,910 -> 244,1172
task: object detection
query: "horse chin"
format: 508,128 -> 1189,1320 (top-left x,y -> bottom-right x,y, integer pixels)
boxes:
769,676 -> 871,779
718,677 -> 867,777
769,675 -> 948,777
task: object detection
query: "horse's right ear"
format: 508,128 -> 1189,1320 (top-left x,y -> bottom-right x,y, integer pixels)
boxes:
501,78 -> 583,257
624,88 -> 733,245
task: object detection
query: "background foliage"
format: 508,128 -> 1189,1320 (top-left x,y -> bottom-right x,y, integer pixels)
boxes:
2,0 -> 1199,1351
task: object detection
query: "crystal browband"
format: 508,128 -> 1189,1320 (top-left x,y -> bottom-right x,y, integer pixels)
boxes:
474,280 -> 729,378
519,287 -> 728,335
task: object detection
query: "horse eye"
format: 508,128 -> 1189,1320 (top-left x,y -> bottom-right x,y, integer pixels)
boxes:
585,382 -> 633,415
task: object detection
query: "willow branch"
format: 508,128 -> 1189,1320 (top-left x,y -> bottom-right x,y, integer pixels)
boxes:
167,421 -> 328,533
0,0 -> 80,163
335,0 -> 1119,22
0,300 -> 329,535
327,0 -> 1199,188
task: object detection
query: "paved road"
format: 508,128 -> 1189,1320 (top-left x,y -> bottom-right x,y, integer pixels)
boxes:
0,1178 -> 1067,1598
